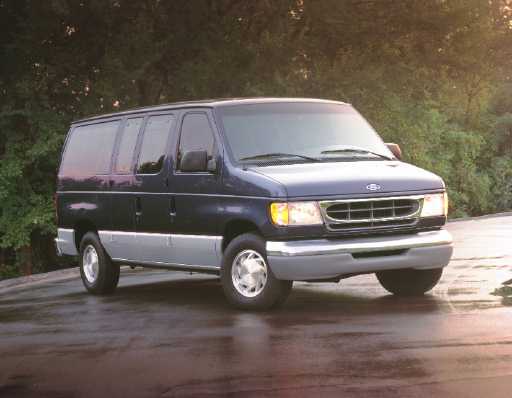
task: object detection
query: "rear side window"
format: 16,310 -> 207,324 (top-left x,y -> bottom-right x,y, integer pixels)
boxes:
136,114 -> 174,174
60,121 -> 119,175
178,113 -> 215,165
114,117 -> 143,174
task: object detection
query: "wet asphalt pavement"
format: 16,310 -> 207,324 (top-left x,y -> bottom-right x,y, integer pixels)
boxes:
1,216 -> 512,397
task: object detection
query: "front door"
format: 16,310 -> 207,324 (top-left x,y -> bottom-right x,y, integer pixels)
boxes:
170,110 -> 222,267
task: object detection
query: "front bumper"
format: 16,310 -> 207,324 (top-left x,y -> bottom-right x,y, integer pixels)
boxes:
266,230 -> 453,280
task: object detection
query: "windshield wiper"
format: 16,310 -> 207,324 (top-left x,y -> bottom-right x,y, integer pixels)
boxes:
320,147 -> 393,160
239,152 -> 320,162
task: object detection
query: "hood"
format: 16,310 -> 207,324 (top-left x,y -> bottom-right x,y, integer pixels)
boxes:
249,161 -> 444,198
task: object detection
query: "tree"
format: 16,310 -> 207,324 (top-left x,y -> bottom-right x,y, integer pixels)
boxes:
1,0 -> 512,276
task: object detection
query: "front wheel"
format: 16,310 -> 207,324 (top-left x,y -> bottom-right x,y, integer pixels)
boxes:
221,233 -> 292,310
376,268 -> 443,296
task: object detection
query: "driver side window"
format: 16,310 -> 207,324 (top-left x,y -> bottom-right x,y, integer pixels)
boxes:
178,113 -> 215,170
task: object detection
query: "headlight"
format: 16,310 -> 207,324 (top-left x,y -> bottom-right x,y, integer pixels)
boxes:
420,193 -> 448,217
270,201 -> 323,226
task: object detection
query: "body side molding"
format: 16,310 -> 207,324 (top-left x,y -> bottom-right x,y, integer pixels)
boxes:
98,230 -> 223,268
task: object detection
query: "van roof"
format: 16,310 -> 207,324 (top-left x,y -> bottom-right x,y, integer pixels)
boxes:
72,97 -> 349,124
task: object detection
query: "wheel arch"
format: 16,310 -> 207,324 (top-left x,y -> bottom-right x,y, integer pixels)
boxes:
222,219 -> 261,252
74,219 -> 98,251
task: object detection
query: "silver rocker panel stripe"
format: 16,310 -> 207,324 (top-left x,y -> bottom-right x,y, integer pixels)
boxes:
98,231 -> 222,268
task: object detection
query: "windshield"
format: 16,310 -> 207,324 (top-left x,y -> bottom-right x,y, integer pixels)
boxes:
217,102 -> 393,164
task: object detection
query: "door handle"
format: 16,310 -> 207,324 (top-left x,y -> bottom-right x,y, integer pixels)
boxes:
169,196 -> 177,219
135,197 -> 142,220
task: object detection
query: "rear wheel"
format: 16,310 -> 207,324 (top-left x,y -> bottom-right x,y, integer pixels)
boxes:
221,233 -> 292,310
79,232 -> 120,295
376,268 -> 443,296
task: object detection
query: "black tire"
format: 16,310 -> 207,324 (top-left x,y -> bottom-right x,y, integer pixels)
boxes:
376,267 -> 443,296
221,233 -> 293,310
79,232 -> 120,295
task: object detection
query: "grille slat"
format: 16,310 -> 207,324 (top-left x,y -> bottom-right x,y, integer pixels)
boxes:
320,196 -> 422,232
327,205 -> 414,213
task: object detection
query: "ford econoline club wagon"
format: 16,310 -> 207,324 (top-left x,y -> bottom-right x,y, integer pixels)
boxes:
55,98 -> 453,310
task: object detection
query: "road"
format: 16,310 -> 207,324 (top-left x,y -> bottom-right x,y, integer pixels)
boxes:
1,215 -> 512,397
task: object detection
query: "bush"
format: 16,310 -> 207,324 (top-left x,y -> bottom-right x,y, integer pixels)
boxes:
0,263 -> 21,280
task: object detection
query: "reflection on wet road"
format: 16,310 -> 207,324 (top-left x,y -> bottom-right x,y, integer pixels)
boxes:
1,216 -> 511,397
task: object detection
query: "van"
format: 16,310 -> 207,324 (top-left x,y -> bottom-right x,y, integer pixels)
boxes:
55,98 -> 453,310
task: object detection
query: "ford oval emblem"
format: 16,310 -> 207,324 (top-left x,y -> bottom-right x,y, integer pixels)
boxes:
366,183 -> 381,191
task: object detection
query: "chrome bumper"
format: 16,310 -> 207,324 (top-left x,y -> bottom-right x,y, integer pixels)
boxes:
266,230 -> 453,281
55,228 -> 78,256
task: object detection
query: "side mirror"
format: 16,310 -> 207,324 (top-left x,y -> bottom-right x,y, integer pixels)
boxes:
180,150 -> 208,172
386,143 -> 402,160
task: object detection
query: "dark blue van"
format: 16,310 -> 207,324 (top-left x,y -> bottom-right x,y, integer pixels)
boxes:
55,98 -> 453,310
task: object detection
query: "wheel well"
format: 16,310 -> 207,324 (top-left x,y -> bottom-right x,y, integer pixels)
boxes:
74,220 -> 98,251
222,220 -> 259,252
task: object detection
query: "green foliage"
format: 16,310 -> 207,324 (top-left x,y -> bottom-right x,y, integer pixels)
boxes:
0,263 -> 20,280
0,108 -> 66,249
493,114 -> 512,155
1,0 -> 512,275
490,84 -> 512,116
488,157 -> 512,212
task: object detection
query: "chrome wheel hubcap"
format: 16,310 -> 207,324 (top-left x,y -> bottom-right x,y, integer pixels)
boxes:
231,249 -> 268,298
83,245 -> 99,284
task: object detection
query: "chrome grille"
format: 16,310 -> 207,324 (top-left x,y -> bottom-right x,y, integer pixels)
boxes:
320,196 -> 423,232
